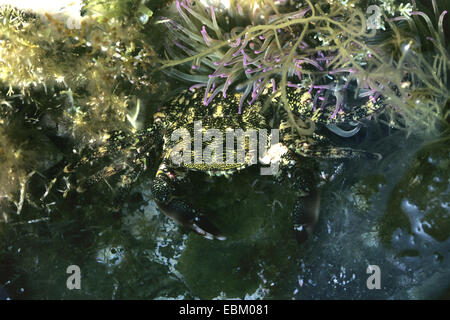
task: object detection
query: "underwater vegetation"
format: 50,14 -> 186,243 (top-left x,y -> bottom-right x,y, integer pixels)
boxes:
157,0 -> 449,137
0,0 -> 174,218
379,135 -> 450,247
0,0 -> 448,300
158,0 -> 383,136
361,0 -> 450,137
0,2 -> 156,139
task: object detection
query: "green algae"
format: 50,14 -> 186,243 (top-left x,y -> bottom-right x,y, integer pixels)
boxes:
175,168 -> 299,298
379,137 -> 450,246
0,0 -> 172,218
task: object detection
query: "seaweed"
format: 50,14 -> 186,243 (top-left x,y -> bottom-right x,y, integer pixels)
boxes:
157,0 -> 449,138
0,1 -> 166,218
156,0 -> 385,136
359,0 -> 450,137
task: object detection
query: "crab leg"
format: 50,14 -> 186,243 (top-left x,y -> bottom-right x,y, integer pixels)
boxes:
292,188 -> 320,244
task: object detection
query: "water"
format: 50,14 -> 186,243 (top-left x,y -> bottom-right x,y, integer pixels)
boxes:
1,122 -> 448,299
0,0 -> 449,299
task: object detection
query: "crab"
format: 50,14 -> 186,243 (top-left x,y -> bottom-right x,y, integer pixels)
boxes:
65,84 -> 382,243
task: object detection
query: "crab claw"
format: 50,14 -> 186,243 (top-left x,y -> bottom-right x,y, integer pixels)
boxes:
151,172 -> 226,240
155,199 -> 226,240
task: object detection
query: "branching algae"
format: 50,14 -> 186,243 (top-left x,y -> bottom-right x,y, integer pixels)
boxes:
0,0 -> 172,217
157,0 -> 449,138
157,0 -> 389,136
